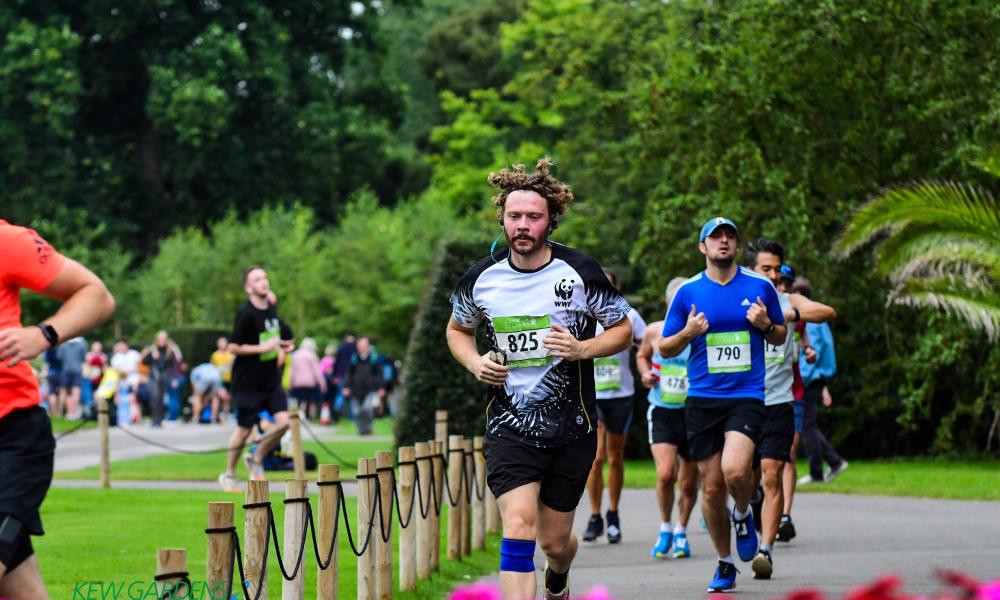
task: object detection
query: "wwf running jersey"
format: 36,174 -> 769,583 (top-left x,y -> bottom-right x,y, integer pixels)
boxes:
450,243 -> 632,448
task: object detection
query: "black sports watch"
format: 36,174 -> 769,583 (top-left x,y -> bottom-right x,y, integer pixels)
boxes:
37,323 -> 59,347
762,322 -> 775,336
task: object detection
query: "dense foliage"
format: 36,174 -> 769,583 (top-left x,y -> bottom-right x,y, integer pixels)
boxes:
395,239 -> 494,447
5,0 -> 998,454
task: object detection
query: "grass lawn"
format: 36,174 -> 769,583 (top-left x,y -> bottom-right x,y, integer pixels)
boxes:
38,488 -> 499,599
55,416 -> 401,481
50,416 -> 97,435
621,457 -> 1000,500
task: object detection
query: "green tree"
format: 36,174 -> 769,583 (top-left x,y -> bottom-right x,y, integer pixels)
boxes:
0,1 -> 412,251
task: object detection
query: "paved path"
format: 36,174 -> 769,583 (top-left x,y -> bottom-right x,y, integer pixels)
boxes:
478,488 -> 1000,598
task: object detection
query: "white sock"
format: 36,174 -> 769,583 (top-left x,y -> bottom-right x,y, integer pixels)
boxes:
761,543 -> 772,553
732,505 -> 750,521
660,521 -> 672,533
719,555 -> 735,565
673,524 -> 687,536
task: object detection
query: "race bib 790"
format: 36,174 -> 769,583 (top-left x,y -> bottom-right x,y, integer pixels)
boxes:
493,315 -> 553,369
706,331 -> 751,373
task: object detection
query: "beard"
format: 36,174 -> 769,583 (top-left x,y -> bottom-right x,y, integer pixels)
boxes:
506,231 -> 547,257
709,254 -> 734,269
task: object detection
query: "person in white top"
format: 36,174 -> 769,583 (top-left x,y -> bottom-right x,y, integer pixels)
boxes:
581,268 -> 646,545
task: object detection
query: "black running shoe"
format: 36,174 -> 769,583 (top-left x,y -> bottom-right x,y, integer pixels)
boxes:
777,515 -> 797,542
582,514 -> 603,542
751,486 -> 764,533
605,510 -> 622,544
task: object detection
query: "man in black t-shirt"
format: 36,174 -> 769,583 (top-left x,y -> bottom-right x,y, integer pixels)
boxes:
218,266 -> 294,492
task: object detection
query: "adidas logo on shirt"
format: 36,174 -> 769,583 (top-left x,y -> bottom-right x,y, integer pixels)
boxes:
740,298 -> 751,307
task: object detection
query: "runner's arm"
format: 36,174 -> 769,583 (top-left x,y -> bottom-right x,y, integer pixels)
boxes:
787,293 -> 836,323
580,315 -> 631,359
229,338 -> 281,356
0,258 -> 115,367
446,316 -> 509,385
636,325 -> 659,387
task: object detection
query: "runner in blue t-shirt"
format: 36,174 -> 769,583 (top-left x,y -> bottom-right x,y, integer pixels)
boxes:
637,277 -> 699,561
658,217 -> 787,593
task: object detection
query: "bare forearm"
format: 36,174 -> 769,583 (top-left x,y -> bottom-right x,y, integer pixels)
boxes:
582,319 -> 631,359
790,294 -> 837,323
45,281 -> 115,340
764,324 -> 788,346
446,327 -> 481,374
658,332 -> 691,358
229,343 -> 269,356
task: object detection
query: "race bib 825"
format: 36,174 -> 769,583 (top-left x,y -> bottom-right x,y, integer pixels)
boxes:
493,315 -> 553,368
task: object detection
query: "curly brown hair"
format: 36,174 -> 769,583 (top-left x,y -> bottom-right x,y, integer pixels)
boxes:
488,157 -> 573,228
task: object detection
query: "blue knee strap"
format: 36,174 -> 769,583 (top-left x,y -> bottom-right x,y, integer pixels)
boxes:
499,538 -> 535,572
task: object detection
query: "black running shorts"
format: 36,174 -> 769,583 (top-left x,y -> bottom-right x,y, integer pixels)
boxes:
684,397 -> 765,462
232,388 -> 288,428
595,397 -> 633,435
646,405 -> 690,459
756,402 -> 795,463
483,432 -> 597,512
0,406 -> 55,536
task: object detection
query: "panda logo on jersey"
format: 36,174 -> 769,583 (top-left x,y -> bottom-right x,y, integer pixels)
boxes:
554,278 -> 575,301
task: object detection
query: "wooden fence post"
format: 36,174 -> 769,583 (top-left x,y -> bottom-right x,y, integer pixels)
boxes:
97,397 -> 110,488
460,439 -> 472,557
430,440 -> 444,572
434,410 -> 448,448
156,548 -> 187,599
245,480 -> 270,600
206,502 -> 234,598
472,436 -> 486,550
413,442 -> 431,581
375,451 -> 393,600
317,465 -> 340,600
398,446 -> 417,591
282,479 -> 307,600
358,458 -> 376,600
289,400 -> 306,480
447,435 -> 464,560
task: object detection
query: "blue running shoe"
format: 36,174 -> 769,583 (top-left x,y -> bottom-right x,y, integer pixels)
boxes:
733,509 -> 759,562
651,531 -> 672,558
707,561 -> 738,593
672,533 -> 691,558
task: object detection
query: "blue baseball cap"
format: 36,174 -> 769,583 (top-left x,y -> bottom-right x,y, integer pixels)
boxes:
780,264 -> 796,281
699,217 -> 739,242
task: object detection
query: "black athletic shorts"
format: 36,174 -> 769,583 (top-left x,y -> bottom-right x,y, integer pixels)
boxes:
646,405 -> 689,459
233,388 -> 288,428
595,397 -> 633,435
0,406 -> 55,535
483,432 -> 597,513
685,396 -> 765,462
755,402 -> 795,463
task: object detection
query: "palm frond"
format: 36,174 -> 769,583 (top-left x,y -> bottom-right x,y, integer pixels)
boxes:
970,146 -> 1000,180
889,277 -> 1000,341
835,180 -> 1000,257
873,231 -> 1000,279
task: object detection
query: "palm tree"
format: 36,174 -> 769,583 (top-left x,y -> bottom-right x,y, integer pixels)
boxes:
835,158 -> 1000,450
835,174 -> 1000,340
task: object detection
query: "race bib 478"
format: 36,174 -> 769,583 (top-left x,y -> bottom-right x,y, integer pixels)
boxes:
493,315 -> 553,368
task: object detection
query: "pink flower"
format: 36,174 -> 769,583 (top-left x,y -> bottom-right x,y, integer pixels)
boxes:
447,583 -> 503,600
783,590 -> 826,600
978,581 -> 1000,600
844,575 -> 912,600
578,586 -> 615,600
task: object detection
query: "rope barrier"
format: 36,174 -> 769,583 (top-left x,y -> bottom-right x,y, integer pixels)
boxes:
153,571 -> 191,600
54,419 -> 92,441
200,438 -> 491,599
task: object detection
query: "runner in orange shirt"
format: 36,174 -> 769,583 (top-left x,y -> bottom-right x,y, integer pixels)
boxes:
0,219 -> 115,600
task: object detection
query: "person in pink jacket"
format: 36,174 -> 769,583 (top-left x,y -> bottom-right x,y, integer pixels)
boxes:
289,337 -> 326,420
